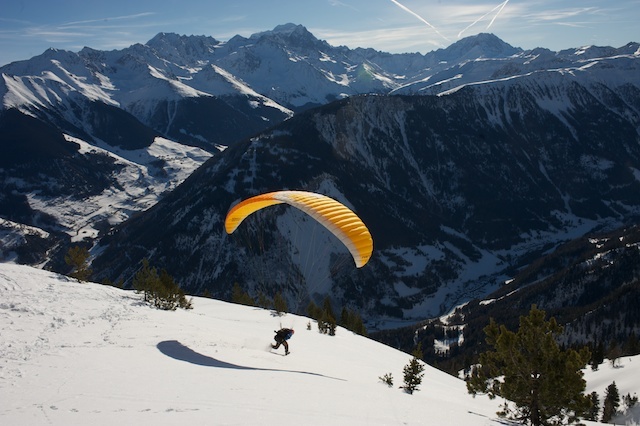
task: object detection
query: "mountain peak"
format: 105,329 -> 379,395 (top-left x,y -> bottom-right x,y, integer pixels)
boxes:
250,23 -> 310,38
145,32 -> 221,62
147,32 -> 219,47
249,23 -> 323,49
439,33 -> 521,61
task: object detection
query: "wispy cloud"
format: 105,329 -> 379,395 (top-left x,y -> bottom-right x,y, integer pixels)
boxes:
59,12 -> 157,28
8,12 -> 161,45
524,6 -> 601,22
328,0 -> 360,12
316,25 -> 447,52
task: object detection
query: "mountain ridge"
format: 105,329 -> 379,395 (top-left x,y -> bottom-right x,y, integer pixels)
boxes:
91,69 -> 640,327
1,24 -> 639,335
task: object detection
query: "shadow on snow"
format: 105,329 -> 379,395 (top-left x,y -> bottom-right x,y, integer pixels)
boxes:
157,340 -> 345,381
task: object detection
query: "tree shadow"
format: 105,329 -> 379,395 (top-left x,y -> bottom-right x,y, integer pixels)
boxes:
156,340 -> 345,381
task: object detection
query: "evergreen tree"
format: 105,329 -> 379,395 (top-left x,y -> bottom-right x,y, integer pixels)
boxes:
273,292 -> 288,316
340,307 -> 351,329
608,341 -> 622,367
133,259 -> 159,303
340,306 -> 368,336
154,269 -> 192,310
350,312 -> 368,336
400,354 -> 425,395
585,392 -> 600,421
318,310 -> 337,335
306,300 -> 321,320
256,292 -> 272,310
64,246 -> 92,282
467,306 -> 591,426
231,282 -> 255,306
624,332 -> 640,355
308,298 -> 338,336
601,381 -> 620,423
322,297 -> 335,321
132,259 -> 192,310
412,343 -> 424,360
590,341 -> 605,371
623,392 -> 638,411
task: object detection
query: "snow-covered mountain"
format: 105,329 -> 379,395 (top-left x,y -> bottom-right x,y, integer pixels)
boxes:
1,262 -> 637,425
5,24 -> 636,151
373,224 -> 640,373
91,41 -> 640,328
1,24 -> 639,329
0,107 -> 211,265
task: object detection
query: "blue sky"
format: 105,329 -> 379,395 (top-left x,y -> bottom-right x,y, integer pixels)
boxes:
1,0 -> 638,66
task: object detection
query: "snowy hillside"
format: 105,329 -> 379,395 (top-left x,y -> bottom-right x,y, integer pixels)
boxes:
1,263 -> 637,425
0,131 -> 211,264
40,135 -> 212,242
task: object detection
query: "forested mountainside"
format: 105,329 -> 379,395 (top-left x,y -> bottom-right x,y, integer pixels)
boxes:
373,225 -> 640,374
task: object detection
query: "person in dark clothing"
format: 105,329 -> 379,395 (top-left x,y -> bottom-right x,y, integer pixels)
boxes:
272,328 -> 294,355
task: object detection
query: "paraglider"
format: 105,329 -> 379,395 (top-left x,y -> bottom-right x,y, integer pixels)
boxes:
224,190 -> 373,268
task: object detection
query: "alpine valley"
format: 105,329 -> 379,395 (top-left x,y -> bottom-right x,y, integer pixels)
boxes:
2,24 -> 640,353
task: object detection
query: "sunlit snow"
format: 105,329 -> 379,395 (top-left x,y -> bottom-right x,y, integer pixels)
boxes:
0,263 -> 637,425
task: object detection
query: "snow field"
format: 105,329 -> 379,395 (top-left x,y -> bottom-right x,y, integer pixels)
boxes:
0,263 -> 637,425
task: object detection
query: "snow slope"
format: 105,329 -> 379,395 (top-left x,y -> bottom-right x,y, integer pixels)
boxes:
13,134 -> 212,247
0,263 -> 636,425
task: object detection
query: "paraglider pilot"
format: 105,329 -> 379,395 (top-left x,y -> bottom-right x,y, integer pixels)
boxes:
272,328 -> 294,355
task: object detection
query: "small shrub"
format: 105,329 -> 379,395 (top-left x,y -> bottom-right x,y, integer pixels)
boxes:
379,373 -> 394,387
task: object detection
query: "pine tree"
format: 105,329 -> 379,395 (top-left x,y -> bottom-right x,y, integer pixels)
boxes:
318,310 -> 337,335
306,300 -> 321,320
273,292 -> 288,316
322,296 -> 335,321
231,282 -> 255,306
256,292 -> 272,310
586,392 -> 600,421
623,392 -> 638,411
602,381 -> 620,423
340,306 -> 368,336
340,307 -> 351,329
155,269 -> 192,310
132,259 -> 191,310
133,259 -> 159,303
467,305 -> 591,426
350,313 -> 367,336
590,341 -> 605,371
400,354 -> 425,395
64,246 -> 92,282
608,341 -> 622,367
624,332 -> 640,355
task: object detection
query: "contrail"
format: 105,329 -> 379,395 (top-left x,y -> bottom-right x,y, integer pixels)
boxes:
458,0 -> 510,38
389,0 -> 450,42
486,0 -> 509,29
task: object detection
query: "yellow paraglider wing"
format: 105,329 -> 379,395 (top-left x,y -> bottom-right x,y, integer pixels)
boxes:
224,191 -> 373,268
